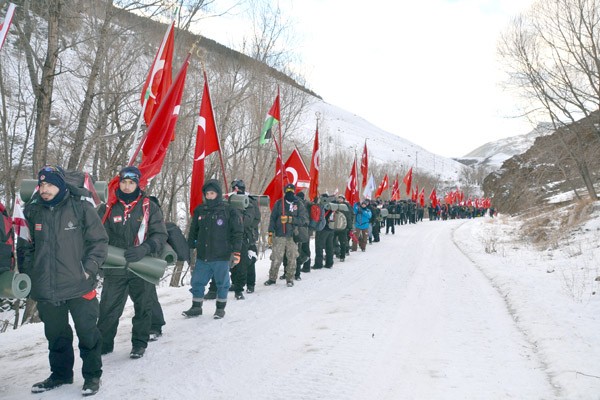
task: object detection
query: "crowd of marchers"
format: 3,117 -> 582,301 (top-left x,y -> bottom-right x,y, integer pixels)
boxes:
3,164 -> 493,397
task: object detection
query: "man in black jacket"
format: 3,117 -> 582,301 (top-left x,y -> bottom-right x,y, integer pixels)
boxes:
96,166 -> 168,360
20,165 -> 108,396
183,179 -> 244,318
230,179 -> 260,298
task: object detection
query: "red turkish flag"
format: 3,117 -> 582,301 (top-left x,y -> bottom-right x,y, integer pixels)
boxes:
190,71 -> 222,215
374,174 -> 389,198
137,54 -> 190,189
429,188 -> 438,208
403,167 -> 413,196
141,21 -> 174,126
345,157 -> 360,206
308,127 -> 320,202
391,176 -> 400,201
360,140 -> 368,188
263,148 -> 310,209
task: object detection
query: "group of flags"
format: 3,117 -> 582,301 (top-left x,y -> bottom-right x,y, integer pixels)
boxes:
2,3 -> 494,243
346,140 -> 416,205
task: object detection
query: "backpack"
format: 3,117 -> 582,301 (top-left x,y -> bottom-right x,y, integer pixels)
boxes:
327,210 -> 347,231
308,203 -> 326,231
63,170 -> 101,205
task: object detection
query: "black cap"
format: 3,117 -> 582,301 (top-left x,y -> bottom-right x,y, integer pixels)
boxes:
231,179 -> 246,192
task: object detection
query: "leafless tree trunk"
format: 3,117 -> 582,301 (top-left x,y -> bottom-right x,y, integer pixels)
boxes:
67,1 -> 114,170
498,0 -> 600,200
24,0 -> 62,172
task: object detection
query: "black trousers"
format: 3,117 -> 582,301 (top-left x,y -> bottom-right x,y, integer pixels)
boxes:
37,297 -> 102,380
97,272 -> 153,352
245,244 -> 258,288
314,229 -> 334,268
333,230 -> 348,260
296,240 -> 310,274
372,222 -> 381,242
386,218 -> 395,234
149,286 -> 165,333
230,242 -> 250,294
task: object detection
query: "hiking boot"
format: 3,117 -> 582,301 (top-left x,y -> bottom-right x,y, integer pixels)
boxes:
324,264 -> 333,269
182,301 -> 203,317
214,302 -> 226,319
130,347 -> 145,359
31,376 -> 73,393
203,291 -> 217,300
148,330 -> 162,341
279,274 -> 286,280
301,266 -> 311,273
246,286 -> 255,293
312,265 -> 323,270
286,281 -> 294,287
82,377 -> 101,396
294,275 -> 301,281
264,279 -> 276,286
235,292 -> 245,300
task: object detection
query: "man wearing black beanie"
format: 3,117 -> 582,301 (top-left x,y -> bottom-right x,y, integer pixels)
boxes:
20,165 -> 108,396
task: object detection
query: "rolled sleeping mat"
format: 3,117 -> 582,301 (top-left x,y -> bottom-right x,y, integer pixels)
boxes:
93,181 -> 108,203
160,243 -> 177,265
105,245 -> 167,285
19,180 -> 37,203
228,193 -> 249,210
0,271 -> 31,299
337,203 -> 350,213
20,179 -> 108,203
249,195 -> 270,208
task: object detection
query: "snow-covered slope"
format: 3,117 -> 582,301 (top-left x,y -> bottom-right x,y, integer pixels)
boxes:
300,100 -> 466,182
457,123 -> 553,170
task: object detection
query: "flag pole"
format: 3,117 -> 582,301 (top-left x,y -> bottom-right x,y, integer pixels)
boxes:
200,63 -> 228,191
275,87 -> 286,233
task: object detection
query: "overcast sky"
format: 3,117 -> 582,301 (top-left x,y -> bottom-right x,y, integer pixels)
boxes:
197,0 -> 537,158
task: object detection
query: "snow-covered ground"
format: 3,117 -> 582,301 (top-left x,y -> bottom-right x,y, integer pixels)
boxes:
1,213 -> 599,399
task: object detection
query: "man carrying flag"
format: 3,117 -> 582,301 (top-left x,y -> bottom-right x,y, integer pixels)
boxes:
97,166 -> 168,360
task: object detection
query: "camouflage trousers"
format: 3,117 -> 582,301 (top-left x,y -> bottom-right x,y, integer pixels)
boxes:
352,228 -> 369,251
269,236 -> 299,281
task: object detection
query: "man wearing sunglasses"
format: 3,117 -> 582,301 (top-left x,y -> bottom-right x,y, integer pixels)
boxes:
96,166 -> 167,360
20,165 -> 108,396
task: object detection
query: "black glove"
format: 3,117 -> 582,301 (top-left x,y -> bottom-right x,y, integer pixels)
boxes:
124,243 -> 150,263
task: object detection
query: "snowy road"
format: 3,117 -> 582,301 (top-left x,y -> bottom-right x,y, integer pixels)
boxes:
1,219 -> 558,399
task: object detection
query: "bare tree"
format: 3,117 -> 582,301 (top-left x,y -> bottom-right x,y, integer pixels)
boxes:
498,0 -> 600,200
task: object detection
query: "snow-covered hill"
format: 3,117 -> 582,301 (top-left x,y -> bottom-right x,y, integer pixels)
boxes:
299,100 -> 467,183
456,123 -> 554,171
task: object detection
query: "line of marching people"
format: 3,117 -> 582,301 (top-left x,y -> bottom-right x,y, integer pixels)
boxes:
14,164 -> 466,397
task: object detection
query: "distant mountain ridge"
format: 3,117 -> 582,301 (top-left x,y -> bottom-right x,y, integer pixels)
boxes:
455,123 -> 554,171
